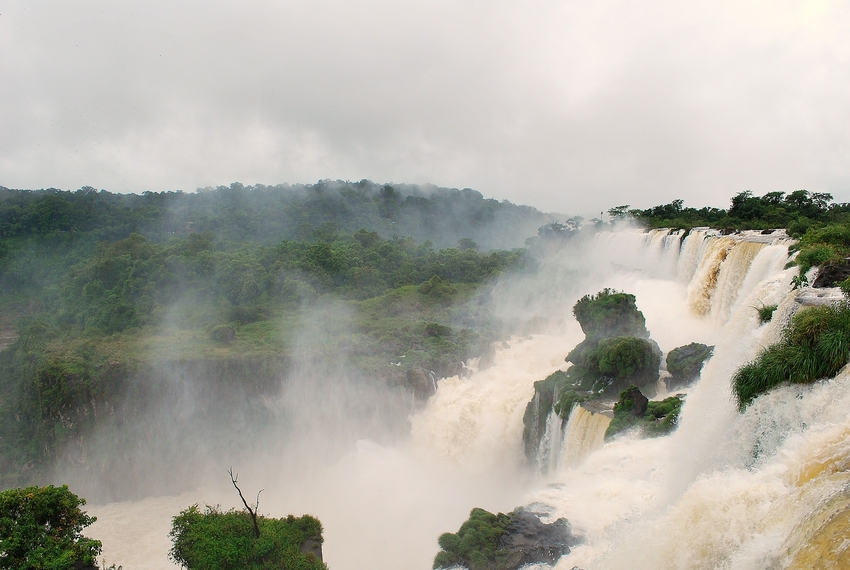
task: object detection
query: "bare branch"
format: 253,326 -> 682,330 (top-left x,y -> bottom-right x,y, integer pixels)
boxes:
229,467 -> 260,538
255,489 -> 263,514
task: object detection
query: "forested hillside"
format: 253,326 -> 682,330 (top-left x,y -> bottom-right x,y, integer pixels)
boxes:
0,181 -> 549,497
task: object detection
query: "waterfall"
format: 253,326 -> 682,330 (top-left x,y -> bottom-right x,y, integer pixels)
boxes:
709,240 -> 766,322
534,405 -> 612,475
87,227 -> 816,570
559,405 -> 611,470
687,236 -> 737,315
538,410 -> 563,474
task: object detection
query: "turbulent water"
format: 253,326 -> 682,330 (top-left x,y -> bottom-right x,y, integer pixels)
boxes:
86,226 -> 850,569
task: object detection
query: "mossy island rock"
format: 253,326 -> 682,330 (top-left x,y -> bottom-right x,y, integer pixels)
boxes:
572,288 -> 649,340
433,507 -> 579,570
523,290 -> 662,462
564,290 -> 660,395
666,342 -> 713,390
605,385 -> 683,440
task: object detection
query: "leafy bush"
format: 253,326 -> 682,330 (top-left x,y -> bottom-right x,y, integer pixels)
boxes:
0,484 -> 102,570
169,504 -> 326,570
433,508 -> 511,570
553,390 -> 586,419
210,324 -> 236,344
589,336 -> 659,385
733,303 -> 850,408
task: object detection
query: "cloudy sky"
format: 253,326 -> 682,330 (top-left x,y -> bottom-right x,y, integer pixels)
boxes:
1,0 -> 848,214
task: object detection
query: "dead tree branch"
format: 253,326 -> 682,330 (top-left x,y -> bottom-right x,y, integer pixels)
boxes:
228,467 -> 262,538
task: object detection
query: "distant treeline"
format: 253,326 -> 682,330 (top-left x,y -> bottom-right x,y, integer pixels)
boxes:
0,180 -> 548,250
626,190 -> 850,235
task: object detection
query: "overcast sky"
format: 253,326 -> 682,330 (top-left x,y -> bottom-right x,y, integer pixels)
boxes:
1,1 -> 848,214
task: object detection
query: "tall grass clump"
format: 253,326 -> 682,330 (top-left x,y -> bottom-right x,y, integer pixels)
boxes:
734,303 -> 850,408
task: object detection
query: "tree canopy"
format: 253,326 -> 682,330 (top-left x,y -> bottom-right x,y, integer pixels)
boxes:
0,484 -> 101,570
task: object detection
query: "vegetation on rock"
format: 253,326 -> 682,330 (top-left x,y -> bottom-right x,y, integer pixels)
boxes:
433,507 -> 575,570
433,508 -> 511,570
0,484 -> 103,570
666,343 -> 714,389
756,304 -> 779,324
605,386 -> 683,440
733,303 -> 850,409
169,504 -> 325,570
572,289 -> 649,341
522,290 -> 661,462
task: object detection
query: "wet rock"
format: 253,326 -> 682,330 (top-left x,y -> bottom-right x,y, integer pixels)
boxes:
497,509 -> 579,569
812,261 -> 850,288
407,366 -> 436,399
434,507 -> 579,570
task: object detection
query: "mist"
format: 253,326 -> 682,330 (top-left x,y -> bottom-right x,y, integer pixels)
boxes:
75,223 -> 742,569
2,1 -> 849,212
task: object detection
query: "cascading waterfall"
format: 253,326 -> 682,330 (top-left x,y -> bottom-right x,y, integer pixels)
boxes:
533,405 -> 612,475
88,227 -> 841,570
559,405 -> 611,470
538,410 -> 564,474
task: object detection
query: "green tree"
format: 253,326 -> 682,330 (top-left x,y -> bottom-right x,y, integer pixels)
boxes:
169,505 -> 326,570
0,484 -> 102,570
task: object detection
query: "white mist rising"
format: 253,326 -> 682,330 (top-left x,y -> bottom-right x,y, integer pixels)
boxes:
88,226 -> 832,569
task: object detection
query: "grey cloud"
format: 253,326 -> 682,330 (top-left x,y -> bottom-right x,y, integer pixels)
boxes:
1,0 -> 848,214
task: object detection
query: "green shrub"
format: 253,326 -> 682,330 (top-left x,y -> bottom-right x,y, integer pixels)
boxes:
210,324 -> 236,344
733,303 -> 850,408
432,508 -> 511,570
756,304 -> 778,324
590,336 -> 659,384
790,223 -> 850,276
553,390 -> 586,419
169,504 -> 326,570
0,484 -> 102,570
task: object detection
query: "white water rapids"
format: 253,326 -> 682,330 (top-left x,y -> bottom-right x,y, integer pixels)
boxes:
86,227 -> 850,569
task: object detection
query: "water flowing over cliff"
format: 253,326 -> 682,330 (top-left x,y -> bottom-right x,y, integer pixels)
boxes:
88,226 -> 850,570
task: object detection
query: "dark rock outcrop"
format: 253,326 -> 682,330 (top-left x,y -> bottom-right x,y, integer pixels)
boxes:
811,261 -> 850,288
407,366 -> 437,399
522,289 -> 662,466
497,509 -> 579,569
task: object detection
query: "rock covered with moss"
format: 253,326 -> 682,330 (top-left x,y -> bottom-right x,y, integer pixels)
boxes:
523,290 -> 662,461
572,288 -> 649,340
433,507 -> 578,570
604,385 -> 683,439
523,289 -> 661,464
665,342 -> 713,389
563,290 -> 660,395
